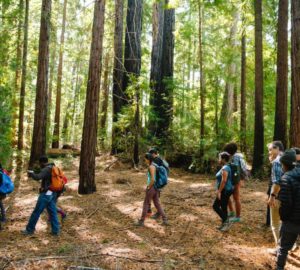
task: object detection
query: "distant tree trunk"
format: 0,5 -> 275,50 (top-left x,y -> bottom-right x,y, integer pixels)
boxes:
99,54 -> 110,149
79,0 -> 105,194
274,0 -> 288,147
52,0 -> 67,149
13,0 -> 24,146
220,11 -> 239,126
214,79 -> 219,137
240,33 -> 247,152
47,2 -> 58,143
123,0 -> 143,165
17,0 -> 29,150
290,0 -> 300,147
28,0 -> 52,168
155,0 -> 175,145
71,63 -> 81,144
252,0 -> 264,174
198,0 -> 205,157
111,0 -> 124,154
149,0 -> 164,136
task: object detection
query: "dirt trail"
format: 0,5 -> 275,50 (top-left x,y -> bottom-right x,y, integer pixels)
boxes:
0,155 -> 300,270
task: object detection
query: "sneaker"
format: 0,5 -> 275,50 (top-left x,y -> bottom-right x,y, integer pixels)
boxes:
134,219 -> 144,227
162,219 -> 170,226
21,229 -> 34,235
150,213 -> 161,220
267,248 -> 277,256
229,217 -> 241,223
220,221 -> 232,232
228,212 -> 235,218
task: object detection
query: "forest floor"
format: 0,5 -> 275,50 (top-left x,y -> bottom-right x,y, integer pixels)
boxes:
0,154 -> 300,270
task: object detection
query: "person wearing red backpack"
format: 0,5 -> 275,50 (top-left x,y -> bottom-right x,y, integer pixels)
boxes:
22,156 -> 60,236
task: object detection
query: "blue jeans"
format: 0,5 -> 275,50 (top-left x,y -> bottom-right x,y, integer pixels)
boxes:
26,192 -> 60,234
277,222 -> 300,270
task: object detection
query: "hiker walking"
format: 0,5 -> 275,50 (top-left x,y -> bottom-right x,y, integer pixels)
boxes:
276,149 -> 300,270
135,153 -> 168,227
224,143 -> 248,223
267,141 -> 284,249
212,152 -> 234,231
147,148 -> 169,220
22,156 -> 60,236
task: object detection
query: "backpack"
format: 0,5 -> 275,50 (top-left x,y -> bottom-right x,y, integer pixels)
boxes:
49,166 -> 66,192
153,163 -> 168,189
0,171 -> 14,194
229,162 -> 241,186
162,159 -> 170,175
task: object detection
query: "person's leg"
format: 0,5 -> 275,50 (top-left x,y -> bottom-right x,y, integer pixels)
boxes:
140,188 -> 153,221
228,197 -> 234,213
277,227 -> 298,270
220,191 -> 231,222
46,193 -> 60,235
213,197 -> 226,222
0,199 -> 6,222
26,193 -> 48,233
270,203 -> 281,246
152,188 -> 166,221
233,182 -> 241,217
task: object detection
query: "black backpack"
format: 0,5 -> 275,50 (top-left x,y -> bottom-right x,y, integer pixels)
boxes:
229,163 -> 241,186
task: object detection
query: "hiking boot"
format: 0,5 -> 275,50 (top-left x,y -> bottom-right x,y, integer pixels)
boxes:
162,219 -> 170,226
21,229 -> 34,236
229,217 -> 241,223
151,212 -> 161,220
228,211 -> 235,218
134,219 -> 144,227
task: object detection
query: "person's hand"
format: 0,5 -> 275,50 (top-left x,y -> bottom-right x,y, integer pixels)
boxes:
268,196 -> 277,208
216,190 -> 221,200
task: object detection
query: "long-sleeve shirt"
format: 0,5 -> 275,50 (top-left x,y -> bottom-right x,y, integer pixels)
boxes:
271,155 -> 283,185
30,164 -> 53,192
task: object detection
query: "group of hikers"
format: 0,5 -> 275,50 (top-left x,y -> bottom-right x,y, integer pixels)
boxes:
0,143 -> 299,270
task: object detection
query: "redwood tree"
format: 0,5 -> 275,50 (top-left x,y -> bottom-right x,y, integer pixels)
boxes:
274,0 -> 288,148
111,0 -> 124,154
18,0 -> 29,150
290,0 -> 300,147
252,0 -> 264,174
79,0 -> 105,194
52,0 -> 68,148
123,0 -> 143,165
28,0 -> 52,168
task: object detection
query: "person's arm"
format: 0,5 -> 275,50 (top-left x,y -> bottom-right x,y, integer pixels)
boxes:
217,169 -> 228,199
29,167 -> 49,181
278,176 -> 293,220
268,162 -> 282,207
147,165 -> 156,190
239,157 -> 248,180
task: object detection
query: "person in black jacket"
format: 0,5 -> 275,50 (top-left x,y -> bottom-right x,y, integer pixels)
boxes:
22,156 -> 60,236
276,149 -> 300,270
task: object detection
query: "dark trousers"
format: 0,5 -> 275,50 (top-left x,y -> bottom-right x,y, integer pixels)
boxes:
277,222 -> 300,270
213,190 -> 233,223
141,187 -> 166,221
0,199 -> 5,222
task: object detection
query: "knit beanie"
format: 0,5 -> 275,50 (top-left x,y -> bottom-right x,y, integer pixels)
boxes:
280,149 -> 296,166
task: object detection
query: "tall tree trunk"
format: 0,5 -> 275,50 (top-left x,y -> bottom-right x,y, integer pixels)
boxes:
123,0 -> 143,165
99,54 -> 110,149
158,1 -> 175,144
17,0 -> 29,150
252,0 -> 264,174
28,0 -> 52,168
13,0 -> 24,146
290,0 -> 300,147
79,0 -> 105,194
111,0 -> 124,154
52,0 -> 68,149
47,2 -> 58,145
149,0 -> 164,136
240,33 -> 247,153
220,11 -> 239,126
274,0 -> 288,147
198,0 -> 205,157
